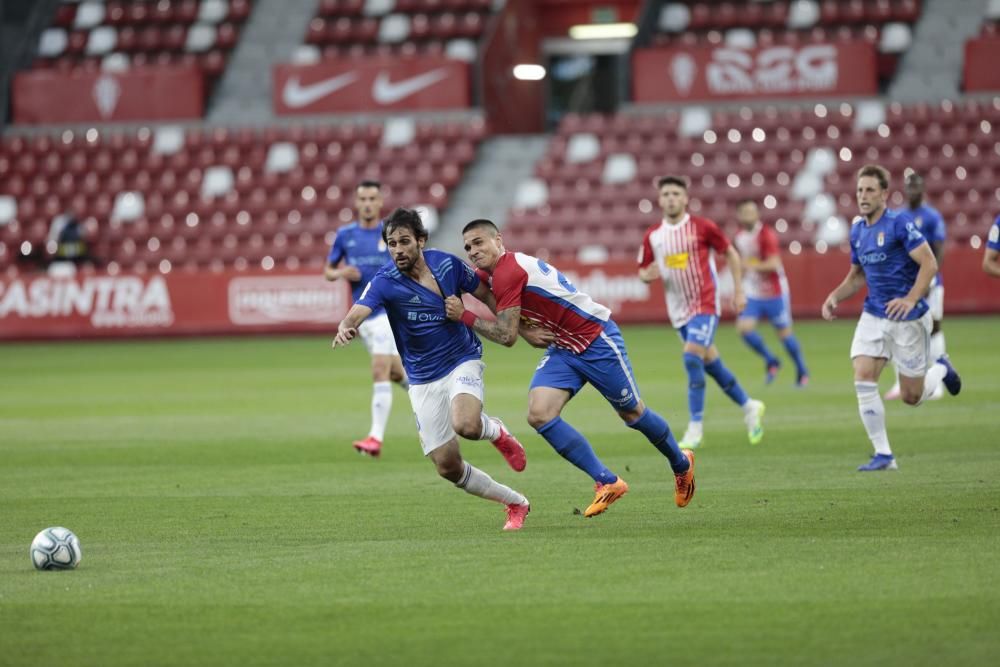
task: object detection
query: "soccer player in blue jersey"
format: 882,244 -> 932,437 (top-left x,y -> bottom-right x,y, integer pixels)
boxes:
822,165 -> 962,472
983,214 -> 1000,278
332,208 -> 531,530
325,181 -> 408,457
885,172 -> 947,400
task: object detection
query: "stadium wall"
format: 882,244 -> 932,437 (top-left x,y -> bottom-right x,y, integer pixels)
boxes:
0,248 -> 994,340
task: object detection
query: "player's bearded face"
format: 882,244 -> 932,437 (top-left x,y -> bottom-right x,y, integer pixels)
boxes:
387,231 -> 423,271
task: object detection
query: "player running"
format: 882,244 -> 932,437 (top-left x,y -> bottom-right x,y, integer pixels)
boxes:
984,214 -> 1000,277
732,198 -> 810,387
333,208 -> 530,530
324,180 -> 407,457
821,165 -> 962,472
885,172 -> 947,400
638,176 -> 765,450
447,219 -> 696,518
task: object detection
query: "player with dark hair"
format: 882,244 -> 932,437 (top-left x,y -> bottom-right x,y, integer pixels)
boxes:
333,208 -> 530,531
732,198 -> 809,386
447,219 -> 696,518
637,175 -> 765,450
822,165 -> 962,471
324,180 -> 407,457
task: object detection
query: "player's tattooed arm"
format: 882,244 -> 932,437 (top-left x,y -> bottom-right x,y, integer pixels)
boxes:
474,307 -> 522,347
444,295 -> 520,346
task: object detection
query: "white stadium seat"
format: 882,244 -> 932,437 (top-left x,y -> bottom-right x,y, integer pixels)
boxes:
446,39 -> 477,62
786,0 -> 819,30
565,133 -> 600,164
364,0 -> 397,17
0,196 -> 17,225
74,1 -> 106,30
85,26 -> 117,56
38,28 -> 68,58
658,4 -> 691,33
514,178 -> 549,209
602,153 -> 637,185
185,24 -> 217,53
382,117 -> 416,148
879,23 -> 912,54
201,166 -> 235,199
111,192 -> 145,223
198,0 -> 228,25
679,106 -> 711,138
378,14 -> 411,43
152,126 -> 185,155
101,52 -> 130,71
265,143 -> 299,173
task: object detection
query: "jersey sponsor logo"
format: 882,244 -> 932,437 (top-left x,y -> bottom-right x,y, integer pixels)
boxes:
858,251 -> 888,265
0,275 -> 173,328
371,68 -> 450,105
406,311 -> 444,322
228,276 -> 346,325
281,72 -> 359,108
665,252 -> 689,270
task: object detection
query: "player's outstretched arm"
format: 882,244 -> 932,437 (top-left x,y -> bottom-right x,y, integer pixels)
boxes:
822,265 -> 866,321
983,248 -> 1000,278
332,304 -> 372,348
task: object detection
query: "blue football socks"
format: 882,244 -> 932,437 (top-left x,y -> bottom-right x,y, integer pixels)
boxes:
627,408 -> 690,473
536,416 -> 617,485
741,331 -> 779,367
683,352 -> 706,422
781,334 -> 808,378
705,358 -> 750,406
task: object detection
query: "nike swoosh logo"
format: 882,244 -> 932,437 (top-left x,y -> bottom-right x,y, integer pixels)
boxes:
371,68 -> 449,105
282,72 -> 359,108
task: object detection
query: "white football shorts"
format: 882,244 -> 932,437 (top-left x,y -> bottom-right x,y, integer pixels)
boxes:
927,284 -> 944,322
850,311 -> 932,378
358,313 -> 398,357
407,359 -> 485,455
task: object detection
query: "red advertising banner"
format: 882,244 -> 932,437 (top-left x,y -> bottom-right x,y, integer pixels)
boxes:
963,37 -> 1000,91
0,270 -> 349,340
632,41 -> 878,102
13,66 -> 204,124
1,249 -> 995,340
273,57 -> 470,115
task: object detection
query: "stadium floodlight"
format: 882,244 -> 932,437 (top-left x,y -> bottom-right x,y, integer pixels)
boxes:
568,23 -> 637,40
513,64 -> 546,81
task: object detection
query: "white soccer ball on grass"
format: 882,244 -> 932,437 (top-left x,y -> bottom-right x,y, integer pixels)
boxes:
30,526 -> 82,570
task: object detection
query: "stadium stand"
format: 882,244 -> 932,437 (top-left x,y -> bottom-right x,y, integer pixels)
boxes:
0,116 -> 487,274
652,0 -> 922,83
505,97 -> 1000,264
34,0 -> 252,86
301,0 -> 494,62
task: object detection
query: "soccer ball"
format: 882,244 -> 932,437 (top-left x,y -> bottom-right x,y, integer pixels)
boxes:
30,527 -> 82,570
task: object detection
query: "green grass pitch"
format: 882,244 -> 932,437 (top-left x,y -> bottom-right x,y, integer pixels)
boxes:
1,317 -> 999,666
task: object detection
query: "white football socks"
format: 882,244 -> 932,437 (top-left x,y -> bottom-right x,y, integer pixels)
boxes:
918,362 -> 948,404
929,331 -> 946,361
855,381 -> 891,455
369,381 -> 392,441
456,462 -> 527,506
479,413 -> 501,442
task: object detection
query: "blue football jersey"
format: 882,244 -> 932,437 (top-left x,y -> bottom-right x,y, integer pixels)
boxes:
850,209 -> 929,321
988,215 -> 1000,252
357,249 -> 484,384
327,221 -> 390,315
897,203 -> 946,285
